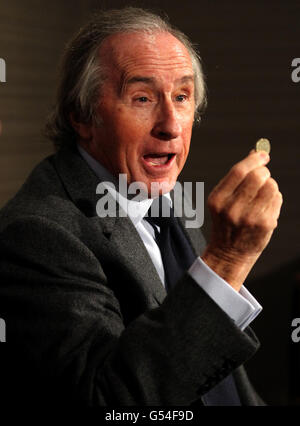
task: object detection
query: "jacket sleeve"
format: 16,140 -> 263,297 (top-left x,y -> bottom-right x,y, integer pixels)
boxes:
0,215 -> 259,406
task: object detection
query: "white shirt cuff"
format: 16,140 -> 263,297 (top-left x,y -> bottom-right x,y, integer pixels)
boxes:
188,257 -> 262,331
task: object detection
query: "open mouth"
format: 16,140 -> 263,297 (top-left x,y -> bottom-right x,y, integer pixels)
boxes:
143,153 -> 175,166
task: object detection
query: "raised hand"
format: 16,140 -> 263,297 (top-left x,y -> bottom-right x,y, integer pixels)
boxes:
202,150 -> 283,291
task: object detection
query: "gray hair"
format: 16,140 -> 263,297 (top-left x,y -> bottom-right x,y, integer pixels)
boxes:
45,7 -> 207,149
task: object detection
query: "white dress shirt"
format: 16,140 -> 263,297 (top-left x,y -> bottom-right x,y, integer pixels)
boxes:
78,145 -> 262,331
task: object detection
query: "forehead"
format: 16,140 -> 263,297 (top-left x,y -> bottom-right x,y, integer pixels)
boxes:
99,31 -> 194,82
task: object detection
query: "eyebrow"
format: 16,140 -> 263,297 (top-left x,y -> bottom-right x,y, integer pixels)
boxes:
176,75 -> 194,84
123,74 -> 194,88
124,76 -> 155,88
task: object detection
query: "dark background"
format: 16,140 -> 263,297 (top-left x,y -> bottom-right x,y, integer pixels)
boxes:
0,0 -> 299,405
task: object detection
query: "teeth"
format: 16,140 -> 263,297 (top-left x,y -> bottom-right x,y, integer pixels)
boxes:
143,153 -> 175,166
146,155 -> 169,165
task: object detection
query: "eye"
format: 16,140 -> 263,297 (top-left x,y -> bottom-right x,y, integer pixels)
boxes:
175,94 -> 187,102
132,94 -> 154,107
136,96 -> 149,103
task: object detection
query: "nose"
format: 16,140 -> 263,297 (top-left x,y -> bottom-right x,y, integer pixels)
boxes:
151,98 -> 182,141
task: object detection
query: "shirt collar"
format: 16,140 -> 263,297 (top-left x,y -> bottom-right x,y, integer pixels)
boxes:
77,144 -> 172,226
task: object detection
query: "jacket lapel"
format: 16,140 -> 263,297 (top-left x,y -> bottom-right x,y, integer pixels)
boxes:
107,215 -> 167,305
54,145 -> 166,306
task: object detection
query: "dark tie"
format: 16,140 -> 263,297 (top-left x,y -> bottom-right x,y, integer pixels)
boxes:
144,196 -> 241,406
145,196 -> 196,291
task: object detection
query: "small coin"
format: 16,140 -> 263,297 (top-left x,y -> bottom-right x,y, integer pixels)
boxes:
255,138 -> 271,154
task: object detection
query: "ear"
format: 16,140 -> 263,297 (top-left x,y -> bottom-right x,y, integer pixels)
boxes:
69,112 -> 93,141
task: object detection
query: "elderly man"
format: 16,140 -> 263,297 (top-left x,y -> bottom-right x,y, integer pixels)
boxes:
0,8 -> 282,406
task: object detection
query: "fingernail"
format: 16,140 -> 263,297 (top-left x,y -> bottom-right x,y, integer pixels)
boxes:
259,151 -> 270,162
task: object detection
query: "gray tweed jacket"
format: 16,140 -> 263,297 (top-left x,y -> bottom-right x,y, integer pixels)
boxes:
0,145 -> 263,406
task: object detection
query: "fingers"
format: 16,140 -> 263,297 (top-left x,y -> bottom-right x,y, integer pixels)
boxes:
240,178 -> 282,230
212,151 -> 270,201
231,166 -> 271,205
262,184 -> 283,226
208,149 -> 282,233
208,151 -> 271,213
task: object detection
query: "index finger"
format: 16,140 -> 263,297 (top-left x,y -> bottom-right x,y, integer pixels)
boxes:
213,151 -> 270,198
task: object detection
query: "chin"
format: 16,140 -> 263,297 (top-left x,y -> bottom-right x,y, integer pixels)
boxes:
146,178 -> 176,197
130,168 -> 178,197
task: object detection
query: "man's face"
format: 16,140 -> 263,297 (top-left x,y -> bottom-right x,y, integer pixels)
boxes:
82,31 -> 196,194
